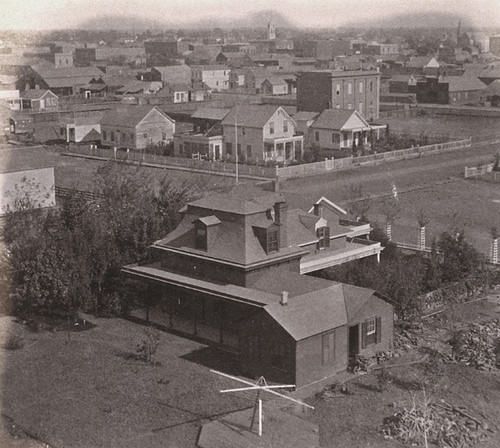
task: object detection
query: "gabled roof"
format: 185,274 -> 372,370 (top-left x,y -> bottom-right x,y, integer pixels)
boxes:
440,76 -> 486,91
190,107 -> 231,121
484,79 -> 500,95
264,283 -> 348,341
307,196 -> 347,216
263,76 -> 288,86
100,105 -> 173,128
292,111 -> 319,122
407,56 -> 439,68
21,89 -> 56,100
310,109 -> 370,131
221,105 -> 293,129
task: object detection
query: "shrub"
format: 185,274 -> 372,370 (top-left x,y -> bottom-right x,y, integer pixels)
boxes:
136,327 -> 161,364
3,333 -> 25,350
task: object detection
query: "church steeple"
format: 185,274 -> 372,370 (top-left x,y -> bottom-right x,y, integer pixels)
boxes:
267,21 -> 276,40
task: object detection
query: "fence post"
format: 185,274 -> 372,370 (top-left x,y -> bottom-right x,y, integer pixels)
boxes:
491,238 -> 499,264
419,226 -> 426,250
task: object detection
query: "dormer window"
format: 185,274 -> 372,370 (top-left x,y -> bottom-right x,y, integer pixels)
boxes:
267,228 -> 279,253
194,216 -> 220,251
317,226 -> 330,250
196,225 -> 207,250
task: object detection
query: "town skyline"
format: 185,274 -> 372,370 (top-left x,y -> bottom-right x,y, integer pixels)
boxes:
1,0 -> 500,31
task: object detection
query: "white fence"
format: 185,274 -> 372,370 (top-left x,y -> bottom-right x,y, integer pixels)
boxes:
277,138 -> 472,180
464,162 -> 496,179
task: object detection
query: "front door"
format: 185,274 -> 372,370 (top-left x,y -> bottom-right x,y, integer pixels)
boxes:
348,325 -> 359,359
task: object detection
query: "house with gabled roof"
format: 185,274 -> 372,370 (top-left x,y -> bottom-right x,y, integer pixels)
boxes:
20,89 -> 58,112
261,77 -> 289,95
123,185 -> 390,387
308,108 -> 373,151
221,105 -> 304,164
100,105 -> 175,150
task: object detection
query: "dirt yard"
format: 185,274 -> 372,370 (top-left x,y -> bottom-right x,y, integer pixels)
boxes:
1,288 -> 500,448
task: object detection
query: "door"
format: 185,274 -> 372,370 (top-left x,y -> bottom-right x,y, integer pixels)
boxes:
348,325 -> 359,359
215,145 -> 220,160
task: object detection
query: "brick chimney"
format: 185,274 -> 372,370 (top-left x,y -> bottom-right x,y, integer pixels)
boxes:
281,291 -> 289,306
273,200 -> 288,248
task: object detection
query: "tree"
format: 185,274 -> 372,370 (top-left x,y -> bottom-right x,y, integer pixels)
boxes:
437,230 -> 485,284
346,184 -> 371,222
3,163 -> 196,318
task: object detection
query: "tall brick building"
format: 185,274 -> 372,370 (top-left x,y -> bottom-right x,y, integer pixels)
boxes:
297,69 -> 380,120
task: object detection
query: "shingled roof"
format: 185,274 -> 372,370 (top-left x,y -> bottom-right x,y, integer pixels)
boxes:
440,76 -> 486,91
221,105 -> 293,128
100,105 -> 173,128
310,109 -> 370,131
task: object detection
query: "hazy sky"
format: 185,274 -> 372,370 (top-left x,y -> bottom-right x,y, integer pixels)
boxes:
1,0 -> 499,30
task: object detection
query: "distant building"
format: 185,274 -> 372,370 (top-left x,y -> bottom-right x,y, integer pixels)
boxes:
416,76 -> 486,105
20,89 -> 58,112
144,40 -> 192,67
308,109 -> 374,151
100,105 -> 175,150
150,65 -> 193,86
191,65 -> 230,91
261,77 -> 289,96
297,70 -> 380,119
221,105 -> 304,164
74,47 -> 97,66
268,21 -> 276,40
489,36 -> 500,57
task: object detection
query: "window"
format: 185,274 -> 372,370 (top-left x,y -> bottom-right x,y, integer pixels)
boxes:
143,132 -> 148,138
370,81 -> 373,92
269,121 -> 274,134
110,131 -> 115,141
315,131 -> 319,142
195,225 -> 207,250
266,228 -> 279,253
348,82 -> 352,94
361,316 -> 382,348
246,144 -> 252,158
237,143 -> 241,155
103,130 -> 107,140
336,83 -> 340,95
366,318 -> 376,335
130,133 -> 134,141
358,102 -> 363,114
322,331 -> 335,365
317,226 -> 330,250
283,121 -> 288,133
347,103 -> 352,110
162,131 -> 167,140
241,127 -> 245,135
359,81 -> 363,93
331,133 -> 335,143
226,142 -> 232,155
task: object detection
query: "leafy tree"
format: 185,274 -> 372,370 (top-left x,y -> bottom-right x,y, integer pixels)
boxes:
2,163 -> 196,318
437,230 -> 485,284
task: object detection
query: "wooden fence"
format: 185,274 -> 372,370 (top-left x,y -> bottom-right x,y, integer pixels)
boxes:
464,162 -> 496,179
277,138 -> 472,180
65,145 -> 277,180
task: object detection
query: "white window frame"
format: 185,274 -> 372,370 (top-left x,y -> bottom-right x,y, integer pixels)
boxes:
366,317 -> 376,335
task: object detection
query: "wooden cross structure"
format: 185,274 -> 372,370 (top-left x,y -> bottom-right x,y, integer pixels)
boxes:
211,369 -> 314,437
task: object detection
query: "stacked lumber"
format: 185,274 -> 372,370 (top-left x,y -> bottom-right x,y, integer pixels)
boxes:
449,319 -> 500,370
383,398 -> 489,447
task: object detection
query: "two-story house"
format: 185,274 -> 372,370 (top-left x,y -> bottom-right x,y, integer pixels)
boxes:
221,105 -> 304,164
191,65 -> 230,91
123,186 -> 391,387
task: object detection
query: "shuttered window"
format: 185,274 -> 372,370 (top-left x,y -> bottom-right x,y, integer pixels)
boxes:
361,316 -> 382,348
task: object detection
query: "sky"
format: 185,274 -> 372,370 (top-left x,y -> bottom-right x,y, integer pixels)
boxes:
1,0 -> 499,31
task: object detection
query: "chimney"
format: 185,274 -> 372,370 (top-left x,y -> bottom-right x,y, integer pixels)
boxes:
273,200 -> 288,248
281,291 -> 289,306
313,203 -> 323,218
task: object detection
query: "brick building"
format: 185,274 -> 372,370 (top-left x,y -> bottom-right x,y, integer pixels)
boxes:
297,69 -> 380,119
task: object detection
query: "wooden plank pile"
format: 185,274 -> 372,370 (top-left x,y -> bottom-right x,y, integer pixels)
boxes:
383,396 -> 490,447
449,319 -> 500,370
